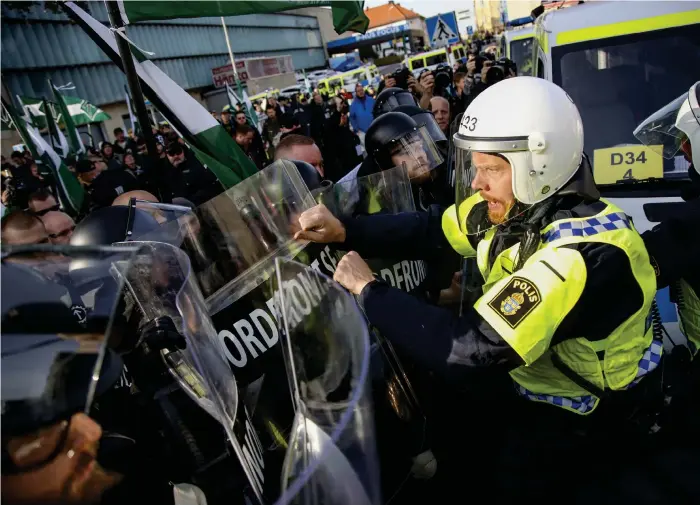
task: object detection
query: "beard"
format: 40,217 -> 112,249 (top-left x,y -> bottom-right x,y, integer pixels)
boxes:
486,199 -> 514,225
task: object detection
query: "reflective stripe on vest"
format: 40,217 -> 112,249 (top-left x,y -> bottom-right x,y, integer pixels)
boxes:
541,212 -> 632,243
470,199 -> 657,415
517,336 -> 663,413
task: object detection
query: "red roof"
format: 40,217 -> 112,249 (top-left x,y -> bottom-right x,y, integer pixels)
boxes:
365,1 -> 422,29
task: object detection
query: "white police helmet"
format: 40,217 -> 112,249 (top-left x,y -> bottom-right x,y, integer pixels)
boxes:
634,81 -> 700,175
453,77 -> 584,234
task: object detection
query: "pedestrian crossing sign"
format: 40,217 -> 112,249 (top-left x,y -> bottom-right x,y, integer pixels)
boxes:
426,12 -> 460,48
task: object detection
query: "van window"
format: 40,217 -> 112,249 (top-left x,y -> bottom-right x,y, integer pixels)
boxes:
536,56 -> 544,78
412,59 -> 425,70
552,24 -> 700,183
510,38 -> 534,76
425,53 -> 447,66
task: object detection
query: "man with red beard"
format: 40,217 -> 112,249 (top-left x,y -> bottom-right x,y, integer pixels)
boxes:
293,77 -> 662,502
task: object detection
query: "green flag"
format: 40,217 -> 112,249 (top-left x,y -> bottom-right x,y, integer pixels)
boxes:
115,1 -> 369,34
18,95 -> 110,129
51,80 -> 86,158
43,98 -> 70,159
1,97 -> 85,216
65,2 -> 258,189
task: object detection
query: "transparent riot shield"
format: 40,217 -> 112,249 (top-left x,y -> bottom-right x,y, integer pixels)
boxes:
133,159 -> 316,309
328,166 -> 435,492
112,241 -> 273,503
273,258 -> 380,505
1,245 -> 139,442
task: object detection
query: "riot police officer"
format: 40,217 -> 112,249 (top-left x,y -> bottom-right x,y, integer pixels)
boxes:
372,87 -> 418,118
294,77 -> 663,501
635,82 -> 700,442
1,247 -> 178,504
636,81 -> 700,357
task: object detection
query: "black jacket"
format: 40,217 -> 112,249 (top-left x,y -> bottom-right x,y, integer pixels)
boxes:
87,169 -> 139,209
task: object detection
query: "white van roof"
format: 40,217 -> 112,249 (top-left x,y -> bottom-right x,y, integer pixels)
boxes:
539,1 -> 700,48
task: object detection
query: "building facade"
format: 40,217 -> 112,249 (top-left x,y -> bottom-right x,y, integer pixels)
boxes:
474,0 -> 504,33
1,2 -> 333,153
326,1 -> 427,59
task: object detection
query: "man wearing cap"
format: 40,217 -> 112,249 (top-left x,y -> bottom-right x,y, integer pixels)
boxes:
76,157 -> 139,211
220,105 -> 235,137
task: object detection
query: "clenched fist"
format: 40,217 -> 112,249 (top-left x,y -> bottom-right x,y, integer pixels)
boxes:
333,251 -> 375,295
294,203 -> 346,243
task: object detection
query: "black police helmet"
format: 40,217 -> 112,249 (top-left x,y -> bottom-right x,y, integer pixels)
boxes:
288,159 -> 323,191
1,263 -> 124,437
393,104 -> 447,145
71,205 -> 160,246
365,112 -> 419,171
373,87 -> 418,118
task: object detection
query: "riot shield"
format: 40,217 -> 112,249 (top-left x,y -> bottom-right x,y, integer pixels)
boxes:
113,241 -> 272,504
1,245 -> 141,438
273,258 -> 380,505
327,166 -> 436,495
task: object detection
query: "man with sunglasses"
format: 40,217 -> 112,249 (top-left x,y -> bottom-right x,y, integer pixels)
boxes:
41,210 -> 76,245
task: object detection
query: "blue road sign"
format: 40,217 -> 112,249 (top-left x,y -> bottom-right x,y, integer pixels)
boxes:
426,12 -> 460,48
467,26 -> 474,36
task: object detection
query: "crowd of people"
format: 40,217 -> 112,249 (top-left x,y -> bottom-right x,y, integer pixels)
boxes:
0,31 -> 512,251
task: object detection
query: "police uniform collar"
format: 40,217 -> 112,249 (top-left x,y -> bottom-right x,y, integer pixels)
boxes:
554,154 -> 600,202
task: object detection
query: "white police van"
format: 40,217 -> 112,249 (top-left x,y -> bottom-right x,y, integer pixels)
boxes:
532,1 -> 700,341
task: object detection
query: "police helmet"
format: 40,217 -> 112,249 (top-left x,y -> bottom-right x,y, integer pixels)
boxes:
373,87 -> 418,118
287,159 -> 323,191
365,112 -> 444,181
71,205 -> 160,246
1,259 -> 125,440
393,104 -> 447,146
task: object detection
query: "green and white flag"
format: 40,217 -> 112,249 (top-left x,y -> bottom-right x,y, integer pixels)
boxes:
1,97 -> 85,216
124,85 -> 139,135
18,95 -> 110,129
50,79 -> 86,158
43,98 -> 70,159
64,2 -> 258,189
225,82 -> 241,110
115,1 -> 369,34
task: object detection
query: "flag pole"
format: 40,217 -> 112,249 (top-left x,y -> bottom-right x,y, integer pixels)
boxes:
221,17 -> 252,123
105,0 -> 165,200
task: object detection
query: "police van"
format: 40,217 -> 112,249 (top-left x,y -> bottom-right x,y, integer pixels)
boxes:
316,65 -> 379,95
532,1 -> 700,338
499,25 -> 535,76
404,48 -> 449,77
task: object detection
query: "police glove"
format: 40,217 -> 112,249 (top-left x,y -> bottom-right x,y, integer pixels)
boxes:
294,203 -> 346,243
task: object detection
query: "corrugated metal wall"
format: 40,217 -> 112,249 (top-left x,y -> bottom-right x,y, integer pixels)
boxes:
1,2 -> 326,106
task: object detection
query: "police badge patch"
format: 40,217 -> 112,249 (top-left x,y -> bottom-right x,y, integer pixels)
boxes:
487,276 -> 541,328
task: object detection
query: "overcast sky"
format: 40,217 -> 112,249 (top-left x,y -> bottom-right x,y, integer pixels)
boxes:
363,0 -> 474,19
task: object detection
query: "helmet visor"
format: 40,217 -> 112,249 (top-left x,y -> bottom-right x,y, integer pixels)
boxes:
453,134 -> 533,236
1,245 -> 139,437
413,111 -> 447,145
387,125 -> 443,182
633,93 -> 699,160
